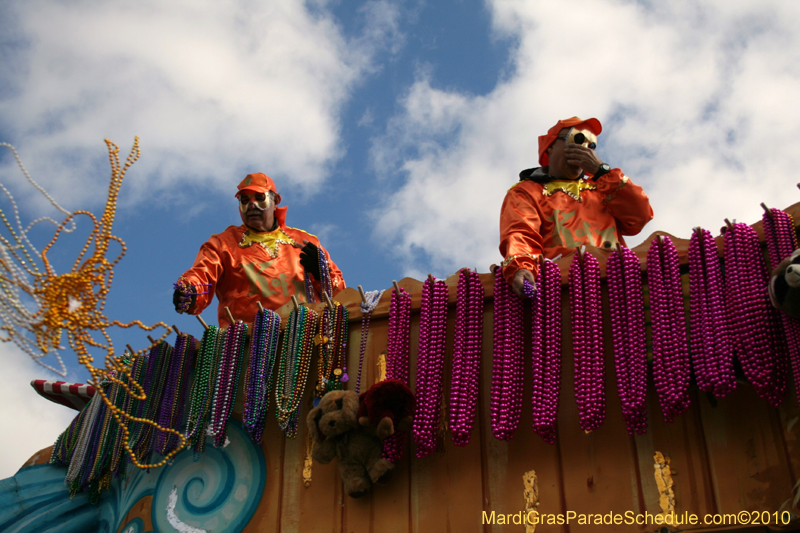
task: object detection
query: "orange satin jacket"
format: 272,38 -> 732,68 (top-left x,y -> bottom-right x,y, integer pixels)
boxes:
499,168 -> 653,284
179,224 -> 345,327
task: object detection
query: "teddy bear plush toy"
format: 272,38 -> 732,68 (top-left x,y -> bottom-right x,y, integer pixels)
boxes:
769,249 -> 800,319
307,390 -> 395,498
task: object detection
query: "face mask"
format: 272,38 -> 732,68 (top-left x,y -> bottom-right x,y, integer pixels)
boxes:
238,192 -> 271,213
565,128 -> 597,150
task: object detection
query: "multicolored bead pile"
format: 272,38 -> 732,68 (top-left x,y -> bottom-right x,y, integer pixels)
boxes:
243,308 -> 281,443
209,320 -> 248,448
314,301 -> 349,403
275,305 -> 318,439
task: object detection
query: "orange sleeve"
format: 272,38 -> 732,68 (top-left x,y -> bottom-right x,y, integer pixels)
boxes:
594,169 -> 654,236
499,184 -> 542,285
178,235 -> 224,315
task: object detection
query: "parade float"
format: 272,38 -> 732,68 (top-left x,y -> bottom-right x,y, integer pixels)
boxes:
0,139 -> 799,533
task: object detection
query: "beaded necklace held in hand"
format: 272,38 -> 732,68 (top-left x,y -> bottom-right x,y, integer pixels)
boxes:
762,208 -> 800,405
688,229 -> 735,399
530,259 -> 562,444
606,246 -> 648,435
243,308 -> 281,444
491,267 -> 524,441
209,321 -> 248,447
357,289 -> 385,394
449,269 -> 484,447
725,222 -> 788,407
304,246 -> 333,303
647,236 -> 691,423
185,325 -> 223,454
413,276 -> 449,458
383,286 -> 412,463
314,301 -> 349,404
276,305 -> 317,438
569,249 -> 606,432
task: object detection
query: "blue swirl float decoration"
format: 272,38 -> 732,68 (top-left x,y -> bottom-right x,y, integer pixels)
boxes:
1,420 -> 265,533
147,420 -> 265,533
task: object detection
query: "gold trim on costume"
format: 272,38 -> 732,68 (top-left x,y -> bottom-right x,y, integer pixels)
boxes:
603,175 -> 628,204
542,180 -> 597,202
238,228 -> 299,258
502,253 -> 540,268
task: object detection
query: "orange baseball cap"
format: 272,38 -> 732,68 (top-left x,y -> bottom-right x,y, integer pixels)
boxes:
235,173 -> 281,204
538,117 -> 602,166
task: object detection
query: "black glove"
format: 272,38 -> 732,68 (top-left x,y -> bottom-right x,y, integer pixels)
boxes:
299,242 -> 321,280
173,288 -> 196,313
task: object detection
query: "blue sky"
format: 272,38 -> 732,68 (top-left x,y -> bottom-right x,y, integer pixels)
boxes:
2,0 -> 800,478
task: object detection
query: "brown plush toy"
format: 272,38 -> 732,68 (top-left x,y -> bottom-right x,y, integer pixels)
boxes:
357,379 -> 415,440
769,249 -> 800,319
307,390 -> 394,498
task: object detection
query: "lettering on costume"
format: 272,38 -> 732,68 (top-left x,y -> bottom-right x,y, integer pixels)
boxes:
546,210 -> 618,249
243,260 -> 279,298
545,209 -> 579,249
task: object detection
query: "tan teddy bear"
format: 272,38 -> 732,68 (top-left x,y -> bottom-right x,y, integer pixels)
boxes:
306,390 -> 395,498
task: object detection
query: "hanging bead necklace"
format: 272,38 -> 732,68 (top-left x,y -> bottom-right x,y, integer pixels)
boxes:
530,259 -> 562,444
314,301 -> 349,403
687,228 -> 736,398
154,333 -> 196,454
357,289 -> 385,394
569,249 -> 606,432
725,221 -> 788,406
383,286 -> 412,463
448,269 -> 484,446
413,276 -> 449,458
275,305 -> 317,438
762,208 -> 800,405
491,267 -> 524,441
606,245 -> 648,435
647,236 -> 691,422
209,320 -> 248,447
185,325 -> 222,454
243,308 -> 281,444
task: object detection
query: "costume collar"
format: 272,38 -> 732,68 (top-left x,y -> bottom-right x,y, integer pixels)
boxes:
542,179 -> 596,202
239,226 -> 298,258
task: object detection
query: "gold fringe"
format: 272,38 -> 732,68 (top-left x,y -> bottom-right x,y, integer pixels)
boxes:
653,451 -> 675,516
523,470 -> 539,533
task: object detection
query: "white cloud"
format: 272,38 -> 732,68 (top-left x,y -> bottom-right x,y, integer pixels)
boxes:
0,343 -> 77,480
370,0 -> 800,277
0,0 -> 401,208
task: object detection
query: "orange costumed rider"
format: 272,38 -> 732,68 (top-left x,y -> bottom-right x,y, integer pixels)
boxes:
500,117 -> 654,296
174,173 -> 345,327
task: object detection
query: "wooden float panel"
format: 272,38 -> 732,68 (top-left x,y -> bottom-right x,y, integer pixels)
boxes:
235,274 -> 800,533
